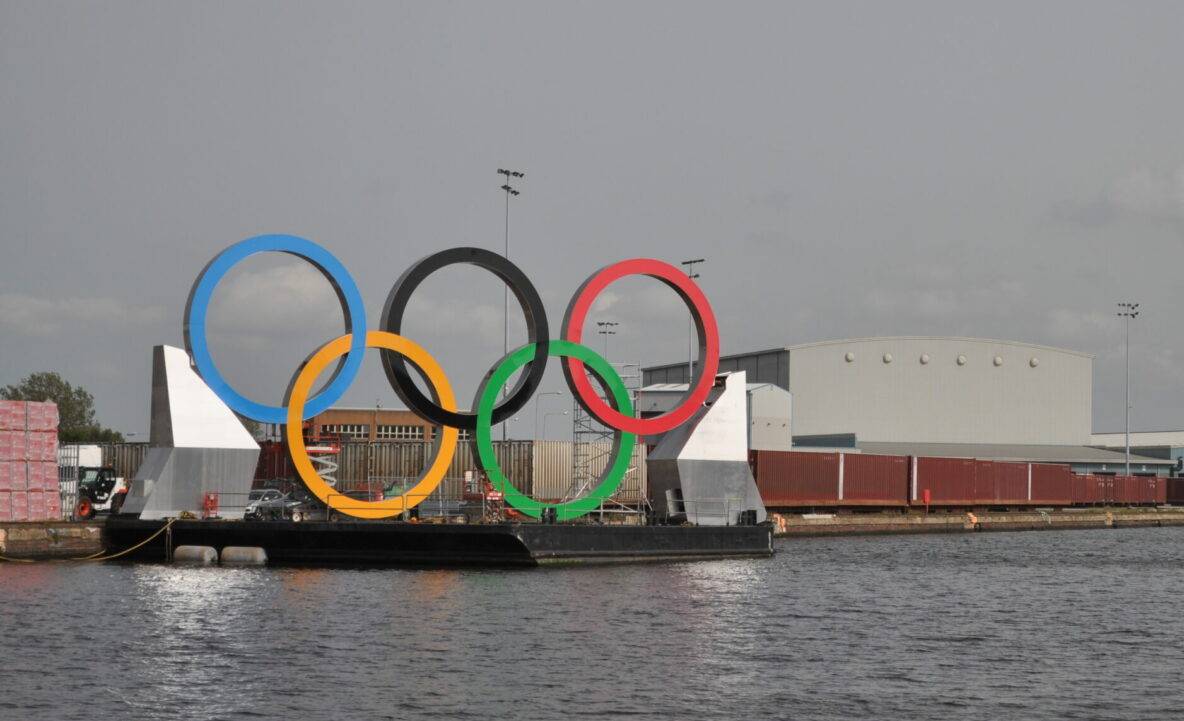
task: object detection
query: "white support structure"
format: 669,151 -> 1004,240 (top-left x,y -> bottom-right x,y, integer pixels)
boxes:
120,345 -> 260,520
647,372 -> 767,526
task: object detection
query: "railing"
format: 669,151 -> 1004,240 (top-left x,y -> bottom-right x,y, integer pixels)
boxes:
661,492 -> 752,526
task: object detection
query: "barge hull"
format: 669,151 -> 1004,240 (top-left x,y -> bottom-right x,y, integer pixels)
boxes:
103,518 -> 773,567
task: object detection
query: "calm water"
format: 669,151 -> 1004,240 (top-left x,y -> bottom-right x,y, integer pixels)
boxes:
3,527 -> 1184,720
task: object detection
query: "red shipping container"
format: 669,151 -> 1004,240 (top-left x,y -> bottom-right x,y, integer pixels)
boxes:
1112,475 -> 1130,504
973,460 -> 1029,504
1075,474 -> 1115,505
1074,474 -> 1094,504
1113,475 -> 1161,505
995,462 -> 1030,504
1030,464 -> 1072,505
752,450 -> 840,507
1112,475 -> 1134,505
1168,479 -> 1184,504
912,457 -> 978,505
8,491 -> 29,521
1131,476 -> 1146,504
842,453 -> 908,506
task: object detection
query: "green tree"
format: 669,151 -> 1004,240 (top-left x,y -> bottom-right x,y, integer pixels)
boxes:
1,371 -> 124,442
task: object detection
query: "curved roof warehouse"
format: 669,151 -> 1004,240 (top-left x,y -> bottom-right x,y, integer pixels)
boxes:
642,337 -> 1173,474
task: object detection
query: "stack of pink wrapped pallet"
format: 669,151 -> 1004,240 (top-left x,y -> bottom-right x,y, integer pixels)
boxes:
0,401 -> 61,521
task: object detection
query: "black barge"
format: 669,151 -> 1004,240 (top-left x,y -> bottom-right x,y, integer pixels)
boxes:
103,517 -> 774,567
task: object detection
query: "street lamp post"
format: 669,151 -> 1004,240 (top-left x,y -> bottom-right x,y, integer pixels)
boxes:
542,409 -> 565,438
1117,302 -> 1140,476
533,391 -> 563,440
596,321 -> 619,359
680,259 -> 705,382
497,168 -> 524,442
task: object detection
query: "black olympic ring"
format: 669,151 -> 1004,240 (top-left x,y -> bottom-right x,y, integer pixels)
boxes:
380,247 -> 550,430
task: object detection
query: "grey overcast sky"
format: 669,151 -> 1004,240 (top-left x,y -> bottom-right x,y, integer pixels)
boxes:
1,1 -> 1182,438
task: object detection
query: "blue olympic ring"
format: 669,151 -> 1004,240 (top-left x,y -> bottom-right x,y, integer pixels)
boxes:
183,234 -> 368,424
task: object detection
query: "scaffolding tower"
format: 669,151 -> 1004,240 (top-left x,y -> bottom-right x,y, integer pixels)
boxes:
567,362 -> 643,511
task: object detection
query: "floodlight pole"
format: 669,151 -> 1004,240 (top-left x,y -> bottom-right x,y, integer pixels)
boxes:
543,410 -> 568,440
1117,302 -> 1140,476
597,321 -> 619,359
497,168 -> 524,442
681,259 -> 705,382
534,391 -> 562,441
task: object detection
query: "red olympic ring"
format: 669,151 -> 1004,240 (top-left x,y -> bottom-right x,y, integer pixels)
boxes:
562,258 -> 720,435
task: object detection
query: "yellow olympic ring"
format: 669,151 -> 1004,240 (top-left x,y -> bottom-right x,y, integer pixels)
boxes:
285,331 -> 458,519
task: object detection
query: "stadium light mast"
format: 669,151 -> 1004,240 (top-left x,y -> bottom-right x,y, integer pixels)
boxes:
543,410 -> 568,440
533,390 -> 562,441
597,321 -> 619,359
497,168 -> 524,442
1117,302 -> 1140,476
681,259 -> 705,383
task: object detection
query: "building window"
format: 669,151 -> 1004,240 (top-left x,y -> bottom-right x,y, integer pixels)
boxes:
376,424 -> 426,441
425,427 -> 470,441
321,424 -> 370,440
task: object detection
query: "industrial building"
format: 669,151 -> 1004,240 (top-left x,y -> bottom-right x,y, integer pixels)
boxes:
1091,431 -> 1184,473
643,337 -> 1175,476
637,380 -> 792,451
301,407 -> 464,442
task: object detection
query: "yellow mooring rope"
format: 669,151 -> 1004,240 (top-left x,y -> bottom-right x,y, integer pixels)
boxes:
0,518 -> 177,564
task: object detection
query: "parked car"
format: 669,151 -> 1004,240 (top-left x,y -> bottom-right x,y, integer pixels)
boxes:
244,490 -> 322,522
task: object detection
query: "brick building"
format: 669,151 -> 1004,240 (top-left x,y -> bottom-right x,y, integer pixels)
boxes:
304,407 -> 469,442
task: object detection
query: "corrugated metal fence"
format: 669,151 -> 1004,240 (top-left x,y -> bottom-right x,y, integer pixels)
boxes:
531,440 -> 647,502
99,439 -> 647,505
101,443 -> 147,480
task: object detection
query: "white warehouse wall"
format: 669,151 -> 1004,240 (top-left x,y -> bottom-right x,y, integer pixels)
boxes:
787,337 -> 1092,445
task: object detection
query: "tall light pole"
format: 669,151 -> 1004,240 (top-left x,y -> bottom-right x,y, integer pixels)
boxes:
543,410 -> 568,440
533,391 -> 563,441
497,168 -> 524,442
680,259 -> 704,382
1117,302 -> 1140,476
597,321 -> 619,359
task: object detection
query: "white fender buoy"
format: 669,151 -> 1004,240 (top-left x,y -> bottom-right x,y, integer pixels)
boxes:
220,546 -> 268,566
173,545 -> 218,566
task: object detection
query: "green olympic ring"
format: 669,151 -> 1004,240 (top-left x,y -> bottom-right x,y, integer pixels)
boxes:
475,340 -> 636,520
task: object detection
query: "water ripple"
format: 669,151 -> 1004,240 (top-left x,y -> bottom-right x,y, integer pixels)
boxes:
2,528 -> 1184,720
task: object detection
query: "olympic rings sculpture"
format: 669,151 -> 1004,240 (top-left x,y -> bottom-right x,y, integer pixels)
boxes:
184,234 -> 720,520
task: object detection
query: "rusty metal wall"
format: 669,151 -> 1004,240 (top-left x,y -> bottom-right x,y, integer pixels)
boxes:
912,456 -> 977,505
974,460 -> 1028,504
1112,475 -> 1161,505
1031,464 -> 1073,504
751,450 -> 840,506
1073,474 -> 1111,504
1167,478 -> 1184,504
339,440 -> 534,497
100,443 -> 148,479
842,453 -> 908,506
100,438 -> 655,506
